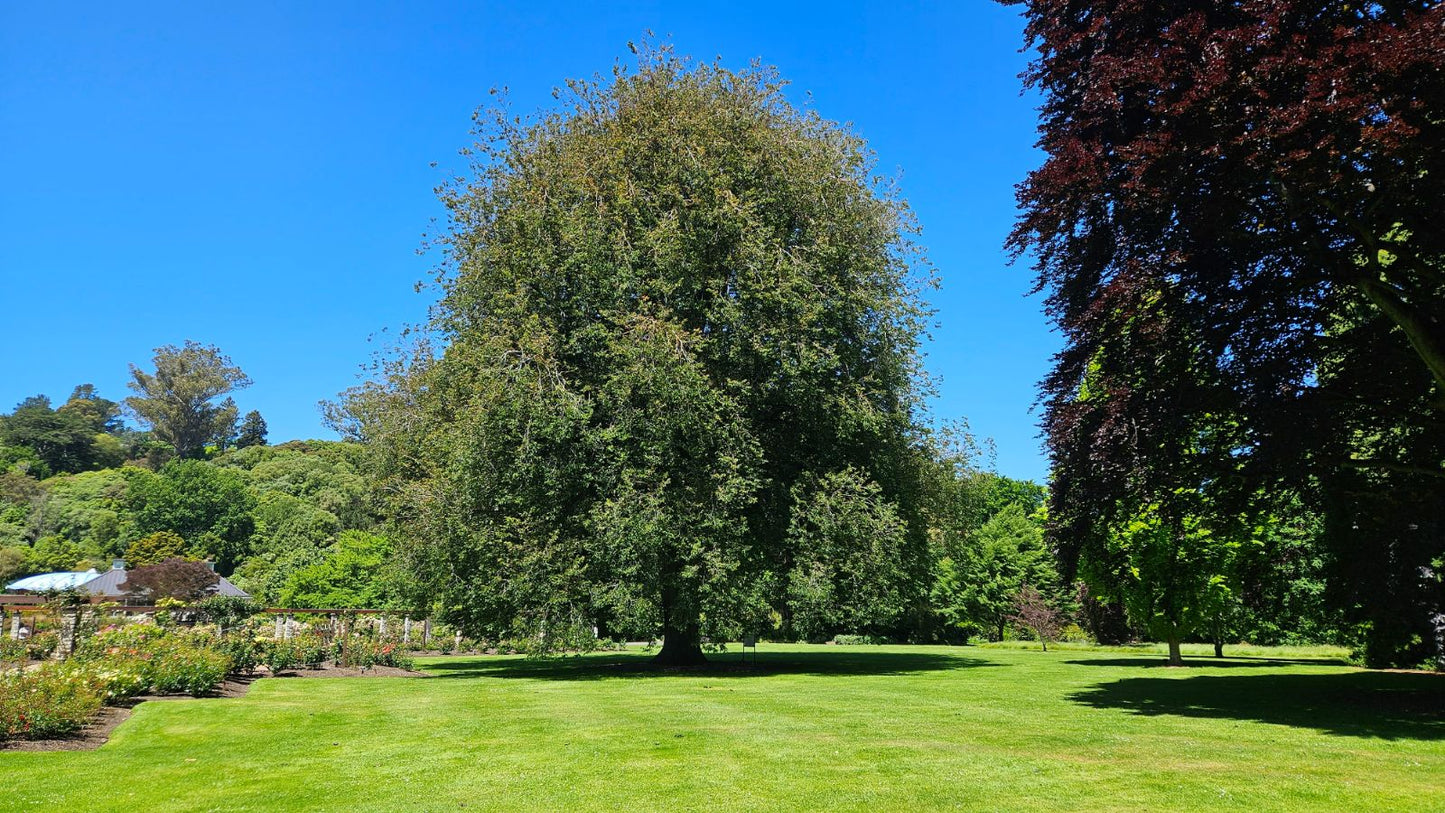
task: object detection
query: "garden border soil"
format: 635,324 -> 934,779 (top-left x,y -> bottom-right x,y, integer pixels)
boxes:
2,666 -> 424,752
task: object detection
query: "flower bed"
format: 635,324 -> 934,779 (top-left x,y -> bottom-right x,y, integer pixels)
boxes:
0,631 -> 60,663
2,615 -> 428,745
0,664 -> 105,742
72,624 -> 232,699
337,638 -> 414,671
262,635 -> 331,674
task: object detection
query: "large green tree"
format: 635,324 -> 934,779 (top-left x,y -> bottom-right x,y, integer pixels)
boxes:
276,530 -> 404,609
933,503 -> 1057,644
126,461 -> 256,574
58,384 -> 123,434
0,395 -> 101,475
126,342 -> 251,459
348,47 -> 935,663
235,410 -> 268,449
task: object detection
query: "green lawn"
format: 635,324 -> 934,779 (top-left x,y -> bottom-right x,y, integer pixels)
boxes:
2,645 -> 1441,811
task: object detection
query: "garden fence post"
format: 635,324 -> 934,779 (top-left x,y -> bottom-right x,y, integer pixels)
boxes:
6,610 -> 16,640
56,609 -> 78,660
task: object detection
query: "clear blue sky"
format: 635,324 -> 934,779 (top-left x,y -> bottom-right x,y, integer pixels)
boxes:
0,2 -> 1054,482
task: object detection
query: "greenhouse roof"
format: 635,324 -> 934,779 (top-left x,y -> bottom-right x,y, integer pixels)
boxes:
4,570 -> 101,592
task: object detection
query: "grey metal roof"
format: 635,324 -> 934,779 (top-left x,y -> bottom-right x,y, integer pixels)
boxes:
81,567 -> 251,600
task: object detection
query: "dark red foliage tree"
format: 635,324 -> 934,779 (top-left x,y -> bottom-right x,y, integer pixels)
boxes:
1010,584 -> 1064,652
1007,1 -> 1445,666
125,558 -> 220,602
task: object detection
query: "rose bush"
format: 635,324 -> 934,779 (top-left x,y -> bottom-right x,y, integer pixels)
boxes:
0,664 -> 104,741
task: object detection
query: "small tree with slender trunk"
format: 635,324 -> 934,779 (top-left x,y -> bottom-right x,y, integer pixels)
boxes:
1009,584 -> 1063,653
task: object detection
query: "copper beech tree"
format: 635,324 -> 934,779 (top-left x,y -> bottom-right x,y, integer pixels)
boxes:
1008,1 -> 1445,666
125,558 -> 220,602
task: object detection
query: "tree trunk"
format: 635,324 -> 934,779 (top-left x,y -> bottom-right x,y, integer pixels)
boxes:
653,618 -> 708,667
1167,634 -> 1183,667
1213,639 -> 1224,659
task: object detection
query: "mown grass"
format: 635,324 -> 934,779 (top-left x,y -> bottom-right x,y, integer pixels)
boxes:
1,644 -> 1440,811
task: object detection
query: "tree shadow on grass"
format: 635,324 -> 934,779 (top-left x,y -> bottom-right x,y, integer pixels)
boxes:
421,649 -> 995,681
1070,671 -> 1445,740
1064,656 -> 1352,669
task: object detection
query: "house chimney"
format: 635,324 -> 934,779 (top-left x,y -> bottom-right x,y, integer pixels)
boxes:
112,559 -> 125,571
204,561 -> 216,572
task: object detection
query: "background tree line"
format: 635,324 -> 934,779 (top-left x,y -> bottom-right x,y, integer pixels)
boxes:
333,45 -> 1348,661
11,23 -> 1425,666
0,344 -> 404,610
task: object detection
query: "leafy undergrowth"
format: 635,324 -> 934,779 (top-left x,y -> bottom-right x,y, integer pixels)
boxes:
1,645 -> 1440,811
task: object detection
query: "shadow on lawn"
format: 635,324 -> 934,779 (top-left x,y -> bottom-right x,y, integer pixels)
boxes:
422,649 -> 993,681
1070,671 -> 1445,740
1063,655 -> 1351,669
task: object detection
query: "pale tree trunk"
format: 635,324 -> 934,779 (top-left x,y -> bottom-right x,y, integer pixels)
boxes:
1167,634 -> 1183,666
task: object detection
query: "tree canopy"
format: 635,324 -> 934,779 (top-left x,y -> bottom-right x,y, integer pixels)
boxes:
346,46 -> 938,663
1009,0 -> 1445,666
127,341 -> 252,459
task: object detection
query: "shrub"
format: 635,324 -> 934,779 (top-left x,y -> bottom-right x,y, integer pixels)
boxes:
0,636 -> 27,663
148,647 -> 230,695
66,659 -> 149,703
74,623 -> 232,697
0,664 -> 104,741
22,631 -> 60,661
832,634 -> 888,646
295,636 -> 331,668
493,638 -> 527,655
214,635 -> 262,675
264,635 -> 330,673
338,638 -> 414,671
263,641 -> 298,674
